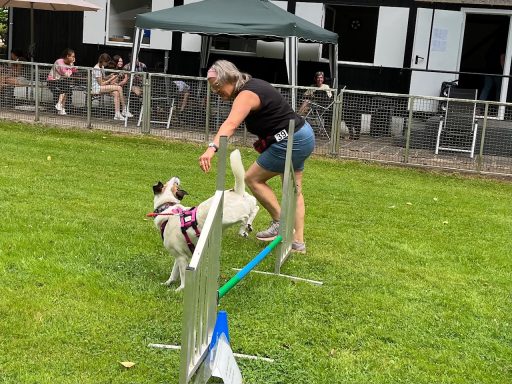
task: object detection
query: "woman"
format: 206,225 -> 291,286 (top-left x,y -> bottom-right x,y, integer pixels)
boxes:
111,55 -> 128,89
47,48 -> 77,115
199,60 -> 315,253
91,53 -> 132,120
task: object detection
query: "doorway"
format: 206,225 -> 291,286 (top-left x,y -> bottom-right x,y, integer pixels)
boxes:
459,14 -> 509,101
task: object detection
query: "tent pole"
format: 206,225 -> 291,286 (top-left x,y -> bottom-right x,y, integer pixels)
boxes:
29,4 -> 34,61
164,50 -> 169,74
329,43 -> 338,91
125,27 -> 142,128
8,8 -> 13,60
285,36 -> 298,111
200,36 -> 212,76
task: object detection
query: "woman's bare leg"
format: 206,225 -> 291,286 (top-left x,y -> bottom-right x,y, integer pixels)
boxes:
100,85 -> 122,114
245,162 -> 280,221
59,94 -> 66,107
112,90 -> 121,114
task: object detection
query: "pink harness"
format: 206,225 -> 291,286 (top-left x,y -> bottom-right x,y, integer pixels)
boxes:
159,206 -> 201,253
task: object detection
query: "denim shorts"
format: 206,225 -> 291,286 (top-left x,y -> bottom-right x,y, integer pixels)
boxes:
256,122 -> 315,173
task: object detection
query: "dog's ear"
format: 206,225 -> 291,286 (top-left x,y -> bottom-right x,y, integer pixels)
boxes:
175,188 -> 189,201
152,181 -> 164,195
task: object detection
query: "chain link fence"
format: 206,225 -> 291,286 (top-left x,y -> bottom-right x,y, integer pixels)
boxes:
1,59 -> 511,176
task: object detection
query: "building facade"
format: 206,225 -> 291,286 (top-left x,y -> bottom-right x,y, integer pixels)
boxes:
10,0 -> 512,100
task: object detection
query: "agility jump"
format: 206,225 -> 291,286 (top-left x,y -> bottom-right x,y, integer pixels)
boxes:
152,121 -> 319,383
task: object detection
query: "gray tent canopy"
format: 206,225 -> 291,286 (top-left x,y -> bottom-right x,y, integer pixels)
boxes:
129,0 -> 339,109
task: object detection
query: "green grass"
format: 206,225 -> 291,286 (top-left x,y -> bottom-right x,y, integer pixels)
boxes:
0,121 -> 511,383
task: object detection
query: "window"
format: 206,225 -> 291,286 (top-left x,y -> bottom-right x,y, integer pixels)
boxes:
108,0 -> 152,44
324,5 -> 379,63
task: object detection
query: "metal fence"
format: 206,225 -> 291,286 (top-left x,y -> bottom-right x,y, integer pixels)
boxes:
1,59 -> 511,176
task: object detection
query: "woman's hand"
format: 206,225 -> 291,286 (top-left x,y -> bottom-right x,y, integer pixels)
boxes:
104,74 -> 115,85
199,147 -> 216,172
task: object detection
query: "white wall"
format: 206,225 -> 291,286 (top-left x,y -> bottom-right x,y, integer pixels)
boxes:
150,0 -> 174,50
181,0 -> 202,52
83,0 -> 107,45
257,1 -> 324,61
374,7 -> 410,68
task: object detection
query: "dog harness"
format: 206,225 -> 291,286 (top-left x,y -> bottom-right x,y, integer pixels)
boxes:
174,206 -> 201,253
153,205 -> 201,253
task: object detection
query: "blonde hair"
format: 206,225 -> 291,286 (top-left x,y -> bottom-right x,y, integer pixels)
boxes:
209,60 -> 251,93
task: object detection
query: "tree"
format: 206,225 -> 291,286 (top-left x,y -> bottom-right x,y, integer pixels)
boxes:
0,8 -> 8,47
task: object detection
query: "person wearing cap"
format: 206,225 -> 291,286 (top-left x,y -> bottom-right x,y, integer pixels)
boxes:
198,59 -> 315,254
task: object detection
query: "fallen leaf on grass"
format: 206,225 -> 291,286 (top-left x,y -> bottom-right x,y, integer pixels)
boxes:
406,202 -> 413,206
120,361 -> 135,368
443,221 -> 449,225
47,156 -> 52,161
388,205 -> 396,209
433,197 -> 438,201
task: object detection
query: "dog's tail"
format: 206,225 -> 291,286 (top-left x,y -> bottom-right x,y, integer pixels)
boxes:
230,149 -> 246,196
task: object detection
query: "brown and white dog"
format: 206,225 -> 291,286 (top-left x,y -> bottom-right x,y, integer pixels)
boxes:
151,149 -> 259,291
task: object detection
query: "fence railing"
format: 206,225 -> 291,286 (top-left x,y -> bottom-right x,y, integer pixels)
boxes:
1,59 -> 511,176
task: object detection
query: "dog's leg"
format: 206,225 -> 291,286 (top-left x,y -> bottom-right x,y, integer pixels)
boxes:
175,256 -> 188,292
238,215 -> 250,237
163,260 -> 180,286
246,205 -> 260,233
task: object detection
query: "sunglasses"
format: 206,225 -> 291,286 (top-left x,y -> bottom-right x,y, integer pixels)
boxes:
211,82 -> 222,93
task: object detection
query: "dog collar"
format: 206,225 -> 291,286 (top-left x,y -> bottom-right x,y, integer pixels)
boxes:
154,202 -> 176,214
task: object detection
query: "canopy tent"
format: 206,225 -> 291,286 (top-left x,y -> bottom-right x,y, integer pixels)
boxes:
129,0 -> 339,110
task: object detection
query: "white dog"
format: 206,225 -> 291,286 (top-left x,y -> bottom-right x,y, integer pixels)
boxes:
151,149 -> 259,291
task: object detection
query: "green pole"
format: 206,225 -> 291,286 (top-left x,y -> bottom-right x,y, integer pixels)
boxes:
218,235 -> 282,300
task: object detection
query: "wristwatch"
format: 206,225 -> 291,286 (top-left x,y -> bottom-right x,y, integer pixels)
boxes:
208,142 -> 218,152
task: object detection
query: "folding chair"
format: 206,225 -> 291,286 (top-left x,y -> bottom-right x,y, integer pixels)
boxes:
138,77 -> 176,129
305,89 -> 335,139
435,88 -> 479,158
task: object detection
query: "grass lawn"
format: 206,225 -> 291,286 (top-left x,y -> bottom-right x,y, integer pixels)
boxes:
0,121 -> 511,384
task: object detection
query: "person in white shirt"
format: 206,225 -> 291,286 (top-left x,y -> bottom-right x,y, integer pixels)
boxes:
91,53 -> 133,121
173,80 -> 190,113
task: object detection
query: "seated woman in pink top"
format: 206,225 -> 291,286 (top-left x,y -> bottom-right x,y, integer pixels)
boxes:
47,48 -> 77,115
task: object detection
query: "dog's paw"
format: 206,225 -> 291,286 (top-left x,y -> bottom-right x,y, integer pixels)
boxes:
246,224 -> 253,232
175,285 -> 185,292
162,279 -> 173,286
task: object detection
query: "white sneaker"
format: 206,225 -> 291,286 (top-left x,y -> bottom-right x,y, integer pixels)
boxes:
55,103 -> 63,111
58,109 -> 67,115
122,109 -> 133,118
114,114 -> 125,121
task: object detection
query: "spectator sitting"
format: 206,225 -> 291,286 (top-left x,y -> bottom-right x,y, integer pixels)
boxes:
47,48 -> 77,116
111,55 -> 128,90
298,71 -> 332,116
91,53 -> 133,120
122,55 -> 147,97
173,80 -> 190,113
0,49 -> 27,90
